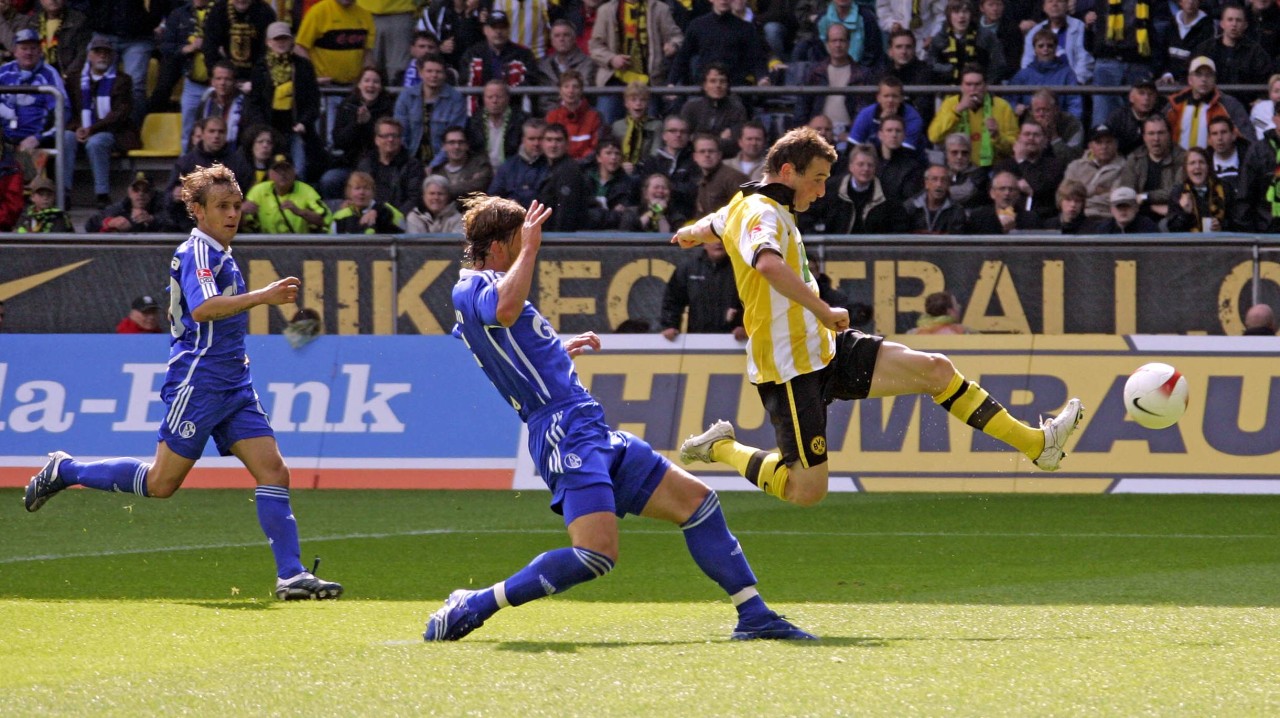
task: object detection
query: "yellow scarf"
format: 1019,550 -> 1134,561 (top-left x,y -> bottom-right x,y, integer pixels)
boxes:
1106,0 -> 1151,56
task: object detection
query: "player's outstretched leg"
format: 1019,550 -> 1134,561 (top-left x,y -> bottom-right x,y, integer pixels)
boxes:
680,421 -> 791,500
424,544 -> 616,641
933,372 -> 1084,471
25,452 -> 155,512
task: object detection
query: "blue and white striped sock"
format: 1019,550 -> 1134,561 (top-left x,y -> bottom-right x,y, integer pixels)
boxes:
476,546 -> 615,618
681,491 -> 768,622
60,457 -> 150,496
255,486 -> 305,579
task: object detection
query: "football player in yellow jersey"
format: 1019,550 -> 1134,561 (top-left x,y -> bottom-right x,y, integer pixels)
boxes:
672,127 -> 1084,507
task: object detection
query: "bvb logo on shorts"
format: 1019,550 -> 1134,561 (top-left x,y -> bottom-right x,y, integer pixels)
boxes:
810,436 -> 827,456
178,421 -> 197,439
564,453 -> 583,469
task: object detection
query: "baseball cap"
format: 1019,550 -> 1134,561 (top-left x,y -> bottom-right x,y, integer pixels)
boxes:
1189,56 -> 1216,75
1110,186 -> 1138,206
1132,76 -> 1157,91
13,28 -> 39,45
132,295 -> 160,313
1089,124 -> 1115,142
27,176 -> 55,194
87,34 -> 115,52
130,171 -> 151,189
270,153 -> 294,170
486,10 -> 510,27
266,21 -> 293,40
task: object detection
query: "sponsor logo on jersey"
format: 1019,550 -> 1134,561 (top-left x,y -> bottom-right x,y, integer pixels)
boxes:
196,268 -> 215,284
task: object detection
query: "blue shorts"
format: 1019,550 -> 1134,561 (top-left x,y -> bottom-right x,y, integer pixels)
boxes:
158,384 -> 275,460
527,401 -> 670,525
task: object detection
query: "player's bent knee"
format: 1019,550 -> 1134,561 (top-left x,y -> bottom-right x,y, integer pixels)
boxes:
147,479 -> 180,499
788,481 -> 829,507
923,352 -> 957,392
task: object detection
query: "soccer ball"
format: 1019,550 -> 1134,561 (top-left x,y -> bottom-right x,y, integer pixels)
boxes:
1123,363 -> 1189,429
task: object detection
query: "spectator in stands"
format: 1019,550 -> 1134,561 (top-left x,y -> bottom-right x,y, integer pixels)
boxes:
429,125 -> 494,199
883,27 -> 934,125
1119,114 -> 1185,221
415,1 -> 468,71
536,123 -> 591,231
943,132 -> 989,208
172,116 -> 255,195
364,1 -> 415,85
1160,0 -> 1212,86
296,0 -> 375,87
994,120 -> 1066,220
320,65 -> 395,198
1207,116 -> 1248,199
355,116 -> 423,214
1240,103 -> 1280,232
682,63 -> 750,151
667,0 -> 769,87
72,35 -> 138,209
1166,57 -> 1251,152
194,61 -> 247,154
459,11 -> 543,114
246,22 -> 321,180
585,138 -> 637,229
243,153 -> 331,233
928,63 -> 1018,167
0,1 -> 35,66
908,291 -> 971,334
802,144 -> 904,234
1098,186 -> 1160,233
87,0 -> 159,123
34,0 -> 88,88
1191,3 -> 1273,101
1244,0 -> 1280,53
1243,303 -> 1278,335
1091,0 -> 1170,127
878,0 -> 945,61
401,30 -> 445,87
93,172 -> 171,233
239,123 -> 284,187
1011,29 -> 1082,119
0,28 -> 74,194
489,118 -> 548,207
659,238 -> 744,340
152,0 -> 214,151
331,170 -> 406,234
491,0 -> 553,61
1028,89 -> 1084,162
116,294 -> 164,334
1064,123 -> 1125,220
691,132 -> 747,216
876,116 -> 925,202
14,175 -> 72,233
621,172 -> 687,231
977,0 -> 1021,83
589,0 -> 682,125
546,69 -> 603,159
539,19 -> 594,112
849,76 -> 926,150
1044,178 -> 1089,233
406,174 -> 464,233
725,120 -> 766,182
1165,146 -> 1249,232
793,23 -> 875,136
204,0 -> 275,82
636,114 -> 698,217
965,168 -> 1042,232
1250,74 -> 1280,142
814,0 -> 874,65
1019,0 -> 1092,84
395,54 -> 468,166
806,113 -> 838,148
612,82 -> 662,173
904,163 -> 969,233
929,0 -> 997,84
468,80 -> 526,170
1107,77 -> 1163,156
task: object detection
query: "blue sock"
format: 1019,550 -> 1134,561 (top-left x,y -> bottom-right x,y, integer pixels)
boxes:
681,491 -> 769,623
61,457 -> 150,496
470,546 -> 615,621
255,486 -> 305,579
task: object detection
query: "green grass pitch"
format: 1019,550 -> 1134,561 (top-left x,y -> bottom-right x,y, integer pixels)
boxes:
2,489 -> 1279,716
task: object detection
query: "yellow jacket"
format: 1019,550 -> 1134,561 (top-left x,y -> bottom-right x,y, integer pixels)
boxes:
927,93 -> 1019,167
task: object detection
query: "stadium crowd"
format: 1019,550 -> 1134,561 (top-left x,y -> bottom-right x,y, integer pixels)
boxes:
3,0 -> 1280,235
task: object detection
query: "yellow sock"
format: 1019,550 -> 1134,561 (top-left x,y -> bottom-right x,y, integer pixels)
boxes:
933,372 -> 1045,460
711,440 -> 790,500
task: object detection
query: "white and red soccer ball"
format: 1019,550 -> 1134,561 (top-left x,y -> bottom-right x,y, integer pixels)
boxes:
1123,363 -> 1189,429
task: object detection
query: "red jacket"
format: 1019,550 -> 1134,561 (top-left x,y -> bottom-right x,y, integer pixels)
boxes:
546,102 -> 603,160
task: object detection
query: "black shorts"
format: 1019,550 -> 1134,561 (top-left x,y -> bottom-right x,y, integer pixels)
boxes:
756,330 -> 883,467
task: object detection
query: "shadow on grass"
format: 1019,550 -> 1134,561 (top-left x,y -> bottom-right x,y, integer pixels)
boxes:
177,600 -> 276,611
491,636 -> 888,652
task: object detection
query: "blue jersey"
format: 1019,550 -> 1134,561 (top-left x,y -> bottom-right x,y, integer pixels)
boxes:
451,268 -> 591,422
166,229 -> 252,393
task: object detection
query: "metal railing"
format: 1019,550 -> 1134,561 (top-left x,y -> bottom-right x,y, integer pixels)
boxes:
0,84 -> 65,210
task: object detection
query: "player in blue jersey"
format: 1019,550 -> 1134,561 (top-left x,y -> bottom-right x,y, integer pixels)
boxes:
24,163 -> 343,601
425,196 -> 813,642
